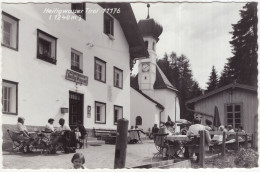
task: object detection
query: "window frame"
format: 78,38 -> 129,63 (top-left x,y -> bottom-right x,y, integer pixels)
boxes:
71,48 -> 83,73
114,105 -> 123,125
103,13 -> 114,36
224,103 -> 243,128
37,29 -> 57,65
2,79 -> 18,115
113,67 -> 123,89
95,101 -> 106,124
94,57 -> 106,83
1,11 -> 19,51
71,3 -> 86,20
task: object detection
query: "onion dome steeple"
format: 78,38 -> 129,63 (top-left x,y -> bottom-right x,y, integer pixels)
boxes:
138,4 -> 163,42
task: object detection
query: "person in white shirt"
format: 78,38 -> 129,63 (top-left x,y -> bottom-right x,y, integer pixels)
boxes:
56,118 -> 71,132
45,118 -> 55,132
185,118 -> 206,163
50,118 -> 71,151
162,121 -> 176,159
16,117 -> 34,153
187,119 -> 205,136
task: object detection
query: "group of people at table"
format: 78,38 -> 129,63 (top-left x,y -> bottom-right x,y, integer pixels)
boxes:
15,117 -> 86,153
151,118 -> 246,162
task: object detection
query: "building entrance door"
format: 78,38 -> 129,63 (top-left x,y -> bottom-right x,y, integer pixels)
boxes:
69,91 -> 84,127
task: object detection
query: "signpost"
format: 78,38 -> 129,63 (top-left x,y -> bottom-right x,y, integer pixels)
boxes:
65,69 -> 88,86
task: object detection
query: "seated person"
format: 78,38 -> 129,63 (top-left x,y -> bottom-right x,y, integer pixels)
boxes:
16,117 -> 34,153
227,125 -> 236,140
237,125 -> 246,141
76,121 -> 86,139
50,118 -> 71,151
205,119 -> 213,131
185,118 -> 206,163
45,118 -> 55,132
211,125 -> 225,144
165,121 -> 175,136
162,121 -> 176,159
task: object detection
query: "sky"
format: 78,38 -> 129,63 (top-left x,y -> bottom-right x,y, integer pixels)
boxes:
131,2 -> 245,89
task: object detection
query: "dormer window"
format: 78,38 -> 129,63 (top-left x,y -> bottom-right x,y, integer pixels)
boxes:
104,13 -> 114,36
71,3 -> 86,20
152,42 -> 155,51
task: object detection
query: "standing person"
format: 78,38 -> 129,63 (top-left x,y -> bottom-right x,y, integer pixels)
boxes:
70,153 -> 86,169
150,124 -> 159,139
45,118 -> 55,132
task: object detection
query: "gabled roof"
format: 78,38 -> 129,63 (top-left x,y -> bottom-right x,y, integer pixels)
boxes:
154,66 -> 178,91
131,65 -> 178,92
98,3 -> 149,59
186,83 -> 257,104
131,87 -> 164,110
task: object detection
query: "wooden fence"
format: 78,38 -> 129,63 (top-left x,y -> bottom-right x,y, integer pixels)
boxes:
197,130 -> 255,167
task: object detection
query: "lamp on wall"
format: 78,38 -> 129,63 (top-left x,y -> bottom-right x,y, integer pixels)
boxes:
61,107 -> 68,114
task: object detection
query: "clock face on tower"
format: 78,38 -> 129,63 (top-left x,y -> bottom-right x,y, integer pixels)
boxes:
142,63 -> 150,72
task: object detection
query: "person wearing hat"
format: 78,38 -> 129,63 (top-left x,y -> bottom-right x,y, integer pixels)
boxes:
45,118 -> 55,132
205,119 -> 213,131
165,121 -> 175,136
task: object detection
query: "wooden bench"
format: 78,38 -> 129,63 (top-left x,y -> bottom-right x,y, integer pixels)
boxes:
93,128 -> 117,143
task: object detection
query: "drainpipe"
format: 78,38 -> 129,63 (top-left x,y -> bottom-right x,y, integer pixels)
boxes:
159,109 -> 164,127
175,96 -> 177,121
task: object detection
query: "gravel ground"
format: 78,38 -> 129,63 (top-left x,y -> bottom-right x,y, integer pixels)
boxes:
2,140 -> 159,169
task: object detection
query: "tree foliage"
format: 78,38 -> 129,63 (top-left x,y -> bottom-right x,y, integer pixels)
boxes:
219,2 -> 258,87
206,66 -> 219,92
157,52 -> 202,119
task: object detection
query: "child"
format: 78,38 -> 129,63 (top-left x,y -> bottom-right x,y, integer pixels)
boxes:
71,153 -> 86,169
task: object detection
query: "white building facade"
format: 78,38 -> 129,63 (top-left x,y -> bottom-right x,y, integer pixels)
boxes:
1,3 -> 147,131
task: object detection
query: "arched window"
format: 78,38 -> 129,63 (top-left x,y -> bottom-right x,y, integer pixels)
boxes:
136,116 -> 142,125
145,41 -> 148,49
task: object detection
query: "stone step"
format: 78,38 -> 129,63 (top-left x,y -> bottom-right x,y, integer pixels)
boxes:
87,137 -> 98,141
87,139 -> 105,146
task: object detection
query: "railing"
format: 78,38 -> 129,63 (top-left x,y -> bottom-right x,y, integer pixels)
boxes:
195,130 -> 255,167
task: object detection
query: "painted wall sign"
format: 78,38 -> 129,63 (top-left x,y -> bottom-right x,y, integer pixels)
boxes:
65,69 -> 88,86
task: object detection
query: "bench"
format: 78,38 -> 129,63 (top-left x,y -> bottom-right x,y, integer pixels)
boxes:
93,128 -> 117,144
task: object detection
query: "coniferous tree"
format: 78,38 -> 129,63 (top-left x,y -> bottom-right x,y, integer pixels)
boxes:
206,66 -> 219,92
218,63 -> 233,87
227,2 -> 258,86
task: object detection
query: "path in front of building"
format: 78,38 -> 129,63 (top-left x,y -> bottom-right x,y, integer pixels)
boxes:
2,140 -> 158,169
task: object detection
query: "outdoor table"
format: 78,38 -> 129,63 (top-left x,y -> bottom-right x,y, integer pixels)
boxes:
166,135 -> 190,142
165,135 -> 190,158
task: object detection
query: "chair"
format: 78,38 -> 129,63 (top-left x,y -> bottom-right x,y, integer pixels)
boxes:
7,129 -> 26,152
153,133 -> 169,159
